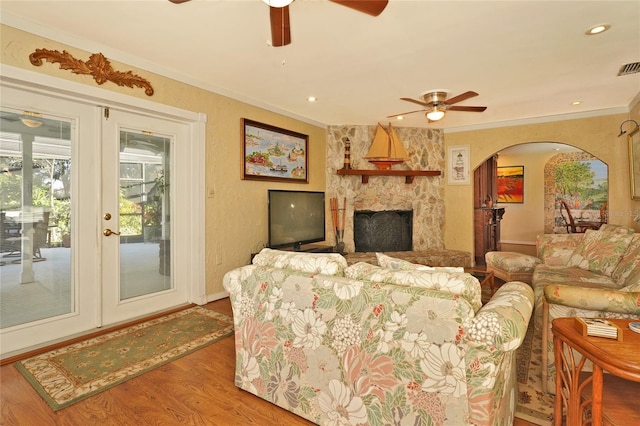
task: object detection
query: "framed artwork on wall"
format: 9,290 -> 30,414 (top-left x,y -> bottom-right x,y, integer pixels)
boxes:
497,165 -> 524,203
242,118 -> 309,183
448,145 -> 470,185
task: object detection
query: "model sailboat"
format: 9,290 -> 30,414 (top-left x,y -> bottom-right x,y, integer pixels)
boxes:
364,123 -> 409,170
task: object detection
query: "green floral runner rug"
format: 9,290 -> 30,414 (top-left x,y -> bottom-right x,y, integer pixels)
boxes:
515,320 -> 555,425
15,306 -> 234,411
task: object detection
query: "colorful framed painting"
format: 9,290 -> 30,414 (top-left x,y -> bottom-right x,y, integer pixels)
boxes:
242,119 -> 309,183
497,165 -> 524,203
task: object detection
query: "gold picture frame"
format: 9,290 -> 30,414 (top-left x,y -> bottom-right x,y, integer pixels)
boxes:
629,127 -> 640,200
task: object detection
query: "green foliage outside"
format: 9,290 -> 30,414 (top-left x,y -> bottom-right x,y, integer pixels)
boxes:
119,192 -> 142,236
1,157 -> 71,244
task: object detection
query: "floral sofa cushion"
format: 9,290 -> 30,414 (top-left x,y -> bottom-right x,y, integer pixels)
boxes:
484,251 -> 541,272
566,229 -> 634,277
252,248 -> 348,276
612,235 -> 640,285
346,261 -> 482,312
536,234 -> 582,266
599,224 -> 636,234
376,252 -> 465,273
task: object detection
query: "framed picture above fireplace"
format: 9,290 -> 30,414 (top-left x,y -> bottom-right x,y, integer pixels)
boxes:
242,118 -> 309,183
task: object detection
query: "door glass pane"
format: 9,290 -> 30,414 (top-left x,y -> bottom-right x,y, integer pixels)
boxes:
119,130 -> 171,300
0,110 -> 73,328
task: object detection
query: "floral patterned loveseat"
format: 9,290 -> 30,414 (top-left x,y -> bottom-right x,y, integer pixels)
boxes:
534,225 -> 640,394
223,249 -> 534,425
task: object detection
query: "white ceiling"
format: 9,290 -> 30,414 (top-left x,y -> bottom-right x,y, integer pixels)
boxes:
1,0 -> 639,131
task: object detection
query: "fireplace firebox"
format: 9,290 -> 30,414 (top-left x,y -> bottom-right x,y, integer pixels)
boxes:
353,210 -> 413,252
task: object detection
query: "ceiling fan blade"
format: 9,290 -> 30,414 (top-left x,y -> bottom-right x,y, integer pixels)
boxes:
329,0 -> 388,16
443,91 -> 479,105
270,6 -> 291,47
400,97 -> 430,107
387,109 -> 425,118
168,0 -> 191,3
448,105 -> 487,112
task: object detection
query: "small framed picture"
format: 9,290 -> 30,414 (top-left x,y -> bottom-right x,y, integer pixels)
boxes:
448,145 -> 470,185
497,165 -> 524,203
242,119 -> 309,183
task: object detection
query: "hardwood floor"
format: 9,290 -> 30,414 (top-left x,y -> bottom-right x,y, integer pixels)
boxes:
0,298 -> 538,426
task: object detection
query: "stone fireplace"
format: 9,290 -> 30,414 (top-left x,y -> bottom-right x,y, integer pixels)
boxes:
327,125 -> 445,253
354,210 -> 413,252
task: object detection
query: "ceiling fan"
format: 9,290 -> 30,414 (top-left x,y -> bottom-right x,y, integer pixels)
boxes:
169,0 -> 388,47
388,91 -> 487,122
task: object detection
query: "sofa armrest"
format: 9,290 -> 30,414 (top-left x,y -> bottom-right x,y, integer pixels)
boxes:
464,282 -> 534,351
222,265 -> 257,296
544,284 -> 640,315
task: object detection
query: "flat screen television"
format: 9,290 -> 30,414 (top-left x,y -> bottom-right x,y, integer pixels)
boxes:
268,190 -> 326,251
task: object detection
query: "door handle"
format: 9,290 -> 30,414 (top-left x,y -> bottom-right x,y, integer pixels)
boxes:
103,228 -> 121,236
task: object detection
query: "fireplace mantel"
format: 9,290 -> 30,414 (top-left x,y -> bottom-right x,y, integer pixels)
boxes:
336,168 -> 441,184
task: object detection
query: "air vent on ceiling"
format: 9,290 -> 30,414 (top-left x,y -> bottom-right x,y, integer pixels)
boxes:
618,62 -> 640,76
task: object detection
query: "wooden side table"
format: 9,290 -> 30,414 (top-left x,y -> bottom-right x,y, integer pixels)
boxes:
464,267 -> 495,296
551,318 -> 640,426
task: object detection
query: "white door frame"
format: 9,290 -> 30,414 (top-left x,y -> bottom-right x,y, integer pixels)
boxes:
0,65 -> 206,355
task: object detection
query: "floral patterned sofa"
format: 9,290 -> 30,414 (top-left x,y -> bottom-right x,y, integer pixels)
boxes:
533,225 -> 640,394
223,249 -> 534,425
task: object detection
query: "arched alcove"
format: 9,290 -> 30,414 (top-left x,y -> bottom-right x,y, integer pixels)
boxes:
544,151 -> 608,233
473,142 -> 608,259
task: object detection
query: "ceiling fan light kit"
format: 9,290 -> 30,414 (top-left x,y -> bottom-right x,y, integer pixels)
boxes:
389,90 -> 487,123
426,108 -> 445,122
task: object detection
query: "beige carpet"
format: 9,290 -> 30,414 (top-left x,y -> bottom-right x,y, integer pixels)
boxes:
515,321 -> 555,425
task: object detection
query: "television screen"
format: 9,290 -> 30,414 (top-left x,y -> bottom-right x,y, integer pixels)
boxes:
268,190 -> 325,250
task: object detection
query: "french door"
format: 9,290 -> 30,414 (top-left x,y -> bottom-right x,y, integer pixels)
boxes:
0,79 -> 201,356
100,109 -> 190,325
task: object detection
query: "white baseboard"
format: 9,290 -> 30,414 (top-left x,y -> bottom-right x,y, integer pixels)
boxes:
204,291 -> 229,304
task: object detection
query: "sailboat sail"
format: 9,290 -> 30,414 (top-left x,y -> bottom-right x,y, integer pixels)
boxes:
364,123 -> 409,161
388,123 -> 409,160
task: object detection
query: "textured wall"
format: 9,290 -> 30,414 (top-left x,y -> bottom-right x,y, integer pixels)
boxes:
326,125 -> 445,252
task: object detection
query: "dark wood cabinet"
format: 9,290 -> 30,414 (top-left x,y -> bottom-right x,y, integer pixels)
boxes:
473,156 -> 504,265
474,207 -> 505,265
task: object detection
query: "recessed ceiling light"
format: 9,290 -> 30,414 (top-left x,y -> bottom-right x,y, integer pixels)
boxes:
571,101 -> 582,106
306,96 -> 317,102
396,116 -> 404,120
586,24 -> 610,35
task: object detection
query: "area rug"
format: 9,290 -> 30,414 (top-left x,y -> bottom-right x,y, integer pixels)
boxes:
14,306 -> 234,411
515,320 -> 555,425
